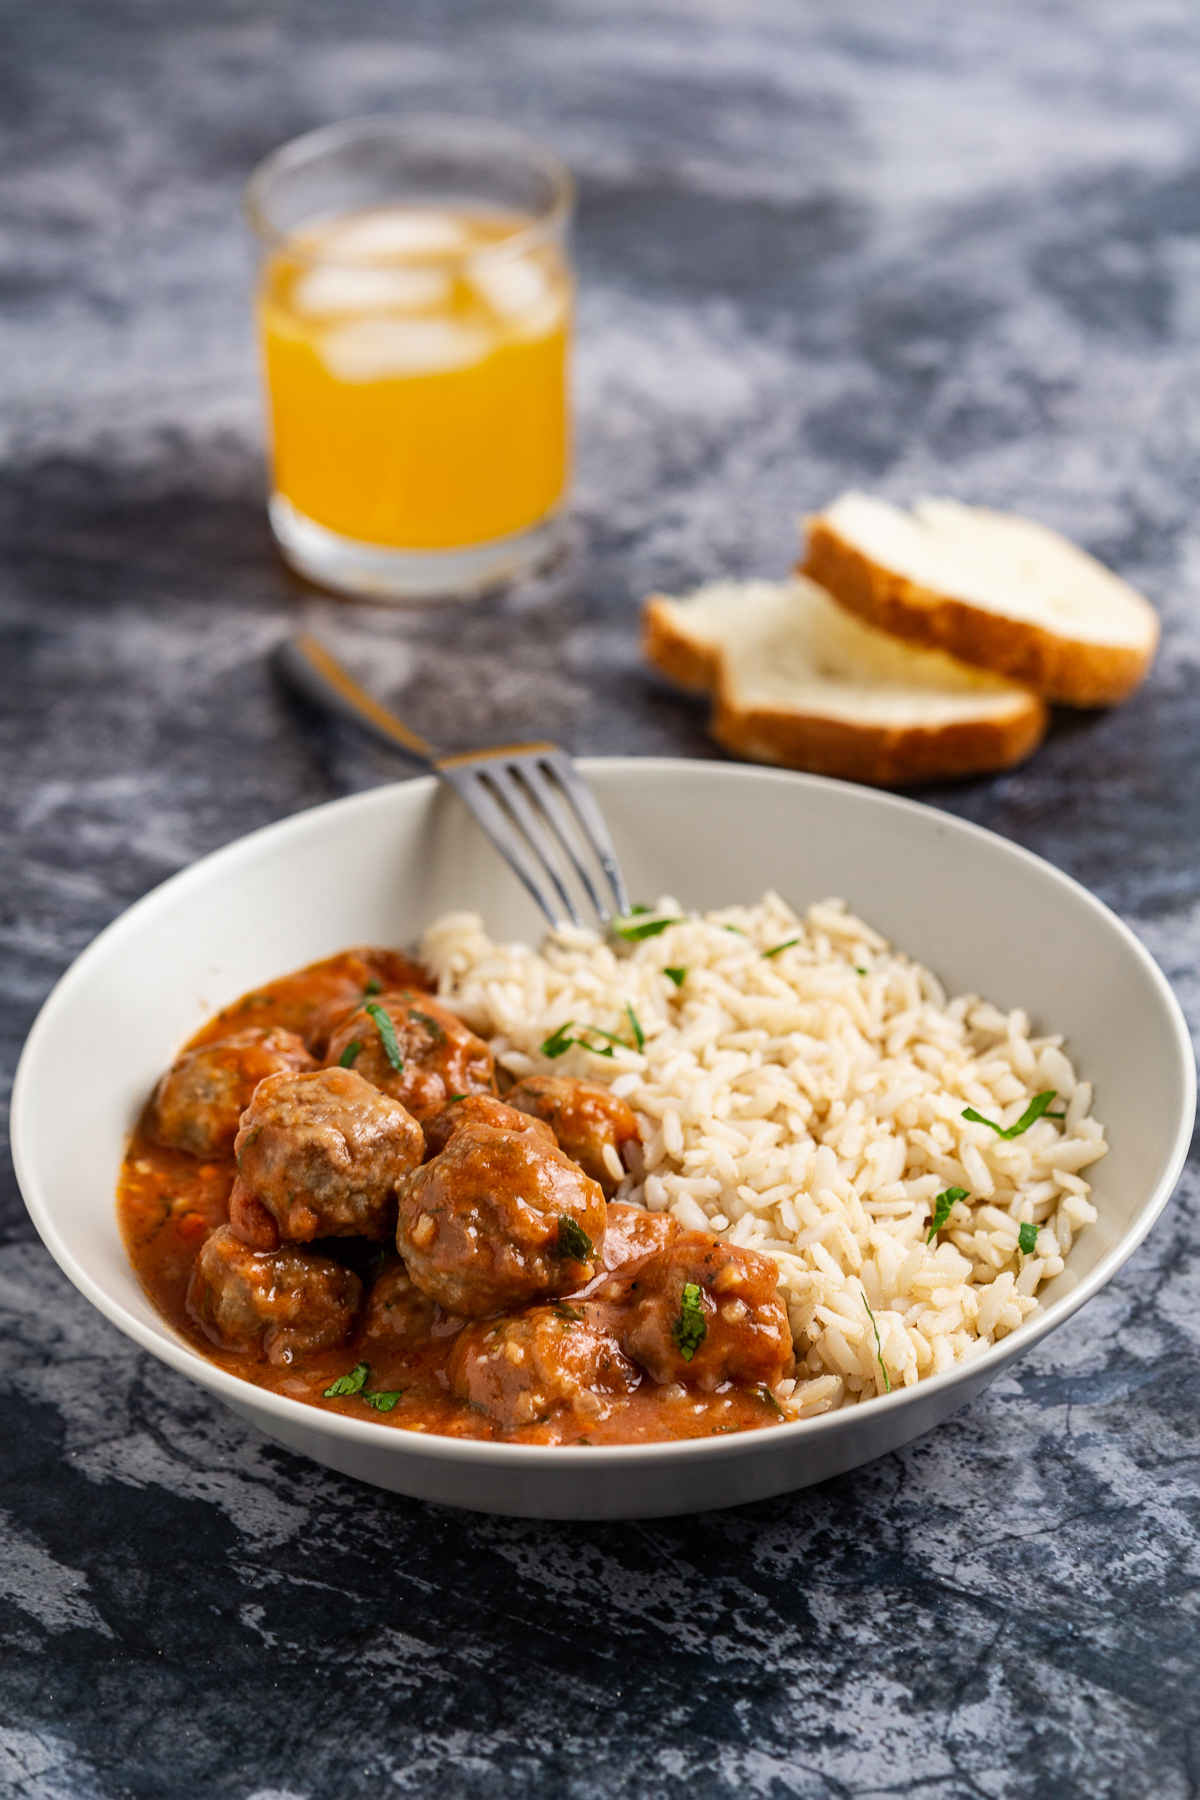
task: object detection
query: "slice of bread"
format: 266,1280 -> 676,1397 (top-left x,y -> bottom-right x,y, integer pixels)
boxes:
642,577 -> 1047,785
802,493 -> 1158,706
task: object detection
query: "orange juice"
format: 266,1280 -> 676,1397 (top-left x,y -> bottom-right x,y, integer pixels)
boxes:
257,207 -> 570,550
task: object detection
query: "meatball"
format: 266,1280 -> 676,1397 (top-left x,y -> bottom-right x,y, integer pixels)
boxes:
395,1122 -> 607,1316
421,1093 -> 556,1161
233,1066 -> 424,1245
362,1257 -> 461,1347
504,1076 -> 641,1194
293,949 -> 432,1057
186,1225 -> 361,1364
600,1201 -> 680,1274
449,1304 -> 638,1431
325,989 -> 495,1120
151,1026 -> 316,1158
605,1231 -> 794,1392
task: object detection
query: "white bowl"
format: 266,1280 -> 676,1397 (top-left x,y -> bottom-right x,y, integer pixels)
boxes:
12,761 -> 1194,1518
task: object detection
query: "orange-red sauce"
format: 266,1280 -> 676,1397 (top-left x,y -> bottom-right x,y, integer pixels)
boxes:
117,949 -> 787,1445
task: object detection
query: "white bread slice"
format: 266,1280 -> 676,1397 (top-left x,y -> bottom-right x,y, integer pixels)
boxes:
642,576 -> 1046,785
802,493 -> 1158,707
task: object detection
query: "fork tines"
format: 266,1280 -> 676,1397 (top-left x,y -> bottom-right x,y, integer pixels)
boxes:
435,743 -> 630,930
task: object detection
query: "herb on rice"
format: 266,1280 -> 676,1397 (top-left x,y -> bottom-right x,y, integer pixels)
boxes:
962,1090 -> 1062,1138
862,1292 -> 892,1393
926,1186 -> 969,1242
854,966 -> 868,976
758,1385 -> 786,1419
1017,1221 -> 1039,1256
613,911 -> 682,941
672,1283 -> 707,1361
664,966 -> 687,987
540,1014 -> 642,1060
625,1003 -> 645,1052
365,1001 -> 405,1072
762,937 -> 801,959
556,1216 -> 594,1262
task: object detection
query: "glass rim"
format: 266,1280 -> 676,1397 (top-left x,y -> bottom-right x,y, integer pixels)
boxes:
243,114 -> 574,268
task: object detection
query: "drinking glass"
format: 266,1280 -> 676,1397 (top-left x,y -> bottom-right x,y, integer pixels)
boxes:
245,117 -> 573,601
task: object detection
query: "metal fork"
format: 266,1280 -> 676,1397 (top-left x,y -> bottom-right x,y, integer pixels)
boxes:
274,633 -> 631,929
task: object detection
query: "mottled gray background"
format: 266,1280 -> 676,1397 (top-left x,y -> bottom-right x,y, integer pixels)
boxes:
2,1 -> 1198,1795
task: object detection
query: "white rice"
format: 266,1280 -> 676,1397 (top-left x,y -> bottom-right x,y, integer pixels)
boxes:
421,893 -> 1106,1419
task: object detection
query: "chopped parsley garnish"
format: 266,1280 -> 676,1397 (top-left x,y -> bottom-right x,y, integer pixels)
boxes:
613,912 -> 682,941
446,1092 -> 467,1103
363,977 -> 382,996
926,1186 -> 969,1242
338,1039 -> 363,1069
362,1387 -> 403,1413
556,1216 -> 594,1262
664,967 -> 687,987
672,1282 -> 707,1362
323,1361 -> 402,1411
324,1362 -> 369,1398
854,966 -> 868,976
365,1001 -> 405,1072
553,1301 -> 583,1323
758,1385 -> 786,1419
962,1090 -> 1061,1138
409,1008 -> 445,1042
862,1292 -> 892,1393
762,937 -> 801,959
1017,1221 -> 1039,1256
540,1018 -> 637,1060
720,923 -> 747,936
625,1003 -> 645,1052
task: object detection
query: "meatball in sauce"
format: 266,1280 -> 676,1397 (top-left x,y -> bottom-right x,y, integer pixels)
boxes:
118,946 -> 796,1445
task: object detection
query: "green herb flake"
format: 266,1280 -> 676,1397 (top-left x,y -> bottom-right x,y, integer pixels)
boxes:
762,937 -> 801,960
854,966 -> 869,976
556,1216 -> 594,1262
962,1090 -> 1060,1139
672,1282 -> 708,1362
553,1301 -> 583,1323
338,1039 -> 363,1069
625,1003 -> 645,1052
365,1001 -> 405,1073
541,1022 -> 577,1059
664,967 -> 687,988
409,1008 -> 445,1042
1017,1221 -> 1040,1256
447,1092 -> 467,1103
720,923 -> 747,936
613,913 -> 682,942
926,1186 -> 969,1243
363,1387 -> 404,1413
862,1292 -> 892,1394
324,1362 -> 369,1399
758,1385 -> 786,1419
363,978 -> 383,996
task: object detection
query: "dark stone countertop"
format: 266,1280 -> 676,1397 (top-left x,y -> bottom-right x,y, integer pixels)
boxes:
2,3 -> 1198,1795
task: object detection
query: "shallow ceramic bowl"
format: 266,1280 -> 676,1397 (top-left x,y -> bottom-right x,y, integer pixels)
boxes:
12,761 -> 1194,1518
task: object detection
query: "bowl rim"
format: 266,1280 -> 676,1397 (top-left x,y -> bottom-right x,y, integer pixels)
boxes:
12,759 -> 1196,1470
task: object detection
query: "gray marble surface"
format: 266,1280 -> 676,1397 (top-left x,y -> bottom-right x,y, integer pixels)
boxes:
3,1 -> 1199,1794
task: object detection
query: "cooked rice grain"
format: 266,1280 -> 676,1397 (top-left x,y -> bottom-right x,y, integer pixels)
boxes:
422,894 -> 1105,1410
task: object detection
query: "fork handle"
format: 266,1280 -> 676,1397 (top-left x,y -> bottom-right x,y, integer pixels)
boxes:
274,634 -> 436,765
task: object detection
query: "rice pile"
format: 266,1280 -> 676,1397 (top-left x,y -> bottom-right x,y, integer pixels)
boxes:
422,893 -> 1106,1418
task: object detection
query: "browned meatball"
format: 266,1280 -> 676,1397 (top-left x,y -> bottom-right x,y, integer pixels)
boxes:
449,1304 -> 638,1431
395,1123 -> 607,1316
151,1027 -> 316,1158
234,1067 -> 424,1245
325,989 -> 495,1120
295,949 -> 432,1057
504,1076 -> 641,1194
600,1201 -> 681,1273
186,1225 -> 361,1364
603,1231 -> 794,1392
362,1257 -> 461,1347
421,1093 -> 556,1161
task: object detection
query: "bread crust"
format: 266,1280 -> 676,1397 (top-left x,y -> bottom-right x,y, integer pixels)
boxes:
711,680 -> 1047,787
802,518 -> 1157,707
641,595 -> 720,692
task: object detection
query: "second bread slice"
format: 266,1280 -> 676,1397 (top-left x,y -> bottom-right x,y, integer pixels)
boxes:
643,576 -> 1046,785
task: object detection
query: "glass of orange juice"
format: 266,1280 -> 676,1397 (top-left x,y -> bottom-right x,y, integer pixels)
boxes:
245,118 -> 573,601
